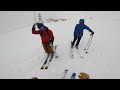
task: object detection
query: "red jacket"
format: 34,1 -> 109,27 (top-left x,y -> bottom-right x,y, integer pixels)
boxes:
32,27 -> 54,44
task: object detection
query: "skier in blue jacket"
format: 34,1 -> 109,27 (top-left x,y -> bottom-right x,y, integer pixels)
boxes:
71,19 -> 94,49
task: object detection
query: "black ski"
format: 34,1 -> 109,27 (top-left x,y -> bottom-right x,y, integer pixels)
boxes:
40,54 -> 50,70
45,45 -> 58,69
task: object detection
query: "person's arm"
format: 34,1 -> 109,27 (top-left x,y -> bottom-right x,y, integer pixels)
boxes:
84,25 -> 94,35
32,23 -> 41,34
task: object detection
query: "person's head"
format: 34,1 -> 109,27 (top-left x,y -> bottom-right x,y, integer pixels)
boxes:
37,23 -> 48,30
79,19 -> 85,24
37,23 -> 44,29
78,72 -> 90,79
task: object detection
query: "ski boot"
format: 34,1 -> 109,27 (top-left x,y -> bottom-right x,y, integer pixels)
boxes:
75,46 -> 78,49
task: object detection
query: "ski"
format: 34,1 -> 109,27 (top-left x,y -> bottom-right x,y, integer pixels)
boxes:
62,69 -> 68,79
44,54 -> 54,69
53,45 -> 59,58
70,73 -> 76,79
45,45 -> 58,69
40,54 -> 50,70
70,48 -> 74,58
71,41 -> 84,59
70,41 -> 74,58
76,49 -> 84,59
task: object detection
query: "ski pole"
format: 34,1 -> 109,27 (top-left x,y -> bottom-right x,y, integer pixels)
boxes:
86,35 -> 93,53
84,35 -> 92,50
33,11 -> 37,23
62,70 -> 68,79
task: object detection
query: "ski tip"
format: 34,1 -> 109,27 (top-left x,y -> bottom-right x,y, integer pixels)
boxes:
45,66 -> 48,69
65,69 -> 68,71
41,67 -> 44,70
71,73 -> 76,79
73,73 -> 76,75
55,56 -> 59,58
72,73 -> 76,77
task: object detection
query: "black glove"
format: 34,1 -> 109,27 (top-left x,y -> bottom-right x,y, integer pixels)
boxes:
32,25 -> 35,30
90,30 -> 94,35
91,31 -> 94,35
32,23 -> 37,29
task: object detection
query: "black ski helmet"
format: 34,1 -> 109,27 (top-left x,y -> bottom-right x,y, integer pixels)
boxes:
79,19 -> 85,24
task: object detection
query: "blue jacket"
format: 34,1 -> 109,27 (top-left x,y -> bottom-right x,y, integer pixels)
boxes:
74,24 -> 91,37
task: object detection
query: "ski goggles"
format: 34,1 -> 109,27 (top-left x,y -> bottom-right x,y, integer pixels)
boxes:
39,26 -> 45,30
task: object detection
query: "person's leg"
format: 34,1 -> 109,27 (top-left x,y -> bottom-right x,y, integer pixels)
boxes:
76,36 -> 82,47
42,43 -> 50,55
46,43 -> 54,56
72,37 -> 77,47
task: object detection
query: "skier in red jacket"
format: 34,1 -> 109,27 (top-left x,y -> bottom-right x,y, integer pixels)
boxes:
32,23 -> 54,57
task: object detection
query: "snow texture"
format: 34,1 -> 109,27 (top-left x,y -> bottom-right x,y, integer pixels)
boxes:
0,11 -> 120,79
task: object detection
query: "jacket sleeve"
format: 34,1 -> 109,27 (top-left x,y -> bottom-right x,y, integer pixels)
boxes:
84,25 -> 94,34
48,29 -> 54,40
32,26 -> 41,34
84,25 -> 91,31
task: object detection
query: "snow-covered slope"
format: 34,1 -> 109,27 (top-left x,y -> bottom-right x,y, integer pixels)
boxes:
0,12 -> 120,79
0,11 -> 35,34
